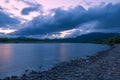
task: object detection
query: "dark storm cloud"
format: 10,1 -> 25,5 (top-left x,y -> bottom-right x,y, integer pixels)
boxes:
17,0 -> 43,15
14,6 -> 86,35
93,3 -> 120,29
13,3 -> 120,35
21,4 -> 42,15
0,11 -> 20,27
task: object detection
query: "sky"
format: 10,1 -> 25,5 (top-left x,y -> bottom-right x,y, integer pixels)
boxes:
0,0 -> 120,38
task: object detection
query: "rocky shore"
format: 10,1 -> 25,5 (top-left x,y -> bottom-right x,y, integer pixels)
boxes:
1,44 -> 120,80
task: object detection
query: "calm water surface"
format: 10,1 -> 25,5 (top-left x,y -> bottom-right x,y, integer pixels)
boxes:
0,43 -> 110,78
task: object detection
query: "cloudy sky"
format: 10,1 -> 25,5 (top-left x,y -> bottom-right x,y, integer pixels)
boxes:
0,0 -> 120,38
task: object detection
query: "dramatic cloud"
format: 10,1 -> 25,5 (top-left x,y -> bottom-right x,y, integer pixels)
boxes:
12,3 -> 120,36
12,6 -> 86,35
21,4 -> 42,15
17,0 -> 43,15
0,11 -> 20,27
0,0 -> 42,21
93,3 -> 120,29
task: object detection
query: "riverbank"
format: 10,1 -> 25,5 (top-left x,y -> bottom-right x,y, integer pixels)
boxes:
2,44 -> 120,80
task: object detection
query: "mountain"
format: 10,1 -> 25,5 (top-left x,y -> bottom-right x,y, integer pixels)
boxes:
47,33 -> 119,43
0,33 -> 119,43
74,33 -> 119,43
97,35 -> 120,45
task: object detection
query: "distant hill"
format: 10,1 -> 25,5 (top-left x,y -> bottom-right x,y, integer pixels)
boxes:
97,35 -> 120,45
0,33 -> 119,43
74,33 -> 119,43
47,33 -> 119,43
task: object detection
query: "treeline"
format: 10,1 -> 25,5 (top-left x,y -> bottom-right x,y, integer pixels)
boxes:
0,33 -> 119,44
97,35 -> 120,45
0,38 -> 42,43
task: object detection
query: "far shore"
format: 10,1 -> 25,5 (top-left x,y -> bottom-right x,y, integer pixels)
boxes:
1,44 -> 120,80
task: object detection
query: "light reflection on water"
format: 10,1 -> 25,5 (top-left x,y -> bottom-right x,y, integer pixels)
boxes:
0,43 -> 110,78
59,44 -> 68,62
0,44 -> 12,73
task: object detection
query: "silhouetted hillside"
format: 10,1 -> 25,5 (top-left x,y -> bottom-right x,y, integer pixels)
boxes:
43,33 -> 119,43
74,33 -> 119,43
0,33 -> 119,43
97,35 -> 120,45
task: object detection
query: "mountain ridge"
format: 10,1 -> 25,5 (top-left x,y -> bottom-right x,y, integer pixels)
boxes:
0,32 -> 119,43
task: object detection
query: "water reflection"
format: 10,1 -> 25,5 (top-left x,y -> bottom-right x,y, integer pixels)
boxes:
0,43 -> 110,78
59,44 -> 68,62
0,44 -> 12,72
